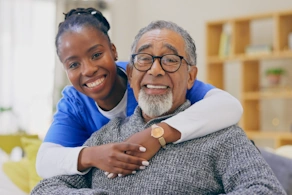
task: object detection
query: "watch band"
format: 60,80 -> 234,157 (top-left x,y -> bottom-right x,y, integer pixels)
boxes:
158,137 -> 166,149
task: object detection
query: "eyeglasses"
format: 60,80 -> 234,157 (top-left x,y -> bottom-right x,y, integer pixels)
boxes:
131,53 -> 190,73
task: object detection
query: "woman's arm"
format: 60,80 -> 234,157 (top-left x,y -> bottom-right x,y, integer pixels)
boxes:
163,88 -> 243,143
36,142 -> 88,178
37,142 -> 148,178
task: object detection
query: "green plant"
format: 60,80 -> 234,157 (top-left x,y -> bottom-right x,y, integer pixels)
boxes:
265,67 -> 286,76
0,106 -> 12,113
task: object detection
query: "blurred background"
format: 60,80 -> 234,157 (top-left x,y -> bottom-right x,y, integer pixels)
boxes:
0,0 -> 292,147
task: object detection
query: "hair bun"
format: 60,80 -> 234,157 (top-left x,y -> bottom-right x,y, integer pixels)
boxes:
63,7 -> 110,31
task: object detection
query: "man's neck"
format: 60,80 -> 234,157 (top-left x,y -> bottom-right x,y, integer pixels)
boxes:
141,100 -> 190,123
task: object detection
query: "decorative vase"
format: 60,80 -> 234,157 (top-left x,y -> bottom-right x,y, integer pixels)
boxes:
267,74 -> 281,85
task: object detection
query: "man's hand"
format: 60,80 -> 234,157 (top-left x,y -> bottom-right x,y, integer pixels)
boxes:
78,142 -> 149,178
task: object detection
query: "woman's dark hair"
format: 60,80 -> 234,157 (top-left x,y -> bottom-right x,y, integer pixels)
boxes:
55,7 -> 110,55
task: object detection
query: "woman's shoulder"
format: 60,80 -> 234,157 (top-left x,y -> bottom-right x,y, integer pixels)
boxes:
116,61 -> 128,70
59,85 -> 95,109
62,85 -> 90,99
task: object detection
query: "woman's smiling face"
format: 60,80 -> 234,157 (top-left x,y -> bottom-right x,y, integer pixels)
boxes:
57,26 -> 119,103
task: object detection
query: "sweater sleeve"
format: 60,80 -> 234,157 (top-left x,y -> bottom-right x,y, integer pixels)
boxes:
30,173 -> 109,195
218,126 -> 286,195
36,142 -> 90,178
163,88 -> 243,143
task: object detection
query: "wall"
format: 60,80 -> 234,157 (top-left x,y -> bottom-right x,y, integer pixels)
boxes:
109,0 -> 292,81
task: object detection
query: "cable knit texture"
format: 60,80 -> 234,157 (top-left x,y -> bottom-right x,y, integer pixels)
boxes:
31,101 -> 286,195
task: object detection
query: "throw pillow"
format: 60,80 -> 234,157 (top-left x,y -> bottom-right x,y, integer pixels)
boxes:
20,137 -> 42,192
2,158 -> 30,193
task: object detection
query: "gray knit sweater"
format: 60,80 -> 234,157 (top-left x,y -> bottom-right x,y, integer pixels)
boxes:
31,101 -> 286,195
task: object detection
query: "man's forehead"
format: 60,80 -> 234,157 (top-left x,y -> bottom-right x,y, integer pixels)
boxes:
136,29 -> 185,54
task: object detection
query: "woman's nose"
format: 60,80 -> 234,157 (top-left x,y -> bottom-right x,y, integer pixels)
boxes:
81,60 -> 98,76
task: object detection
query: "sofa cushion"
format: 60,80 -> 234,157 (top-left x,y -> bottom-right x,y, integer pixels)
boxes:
260,148 -> 292,195
20,137 -> 42,192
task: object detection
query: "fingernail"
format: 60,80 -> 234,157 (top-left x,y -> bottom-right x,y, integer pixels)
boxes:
132,171 -> 136,174
108,173 -> 114,178
140,166 -> 146,170
142,161 -> 149,166
118,174 -> 123,177
139,147 -> 146,152
104,172 -> 109,176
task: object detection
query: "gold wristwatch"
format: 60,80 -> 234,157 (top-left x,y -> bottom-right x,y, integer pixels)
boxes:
151,124 -> 166,148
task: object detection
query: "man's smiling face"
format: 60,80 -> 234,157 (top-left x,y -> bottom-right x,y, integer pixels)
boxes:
127,28 -> 197,121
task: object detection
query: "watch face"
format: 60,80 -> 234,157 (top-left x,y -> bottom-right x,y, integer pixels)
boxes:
152,127 -> 163,138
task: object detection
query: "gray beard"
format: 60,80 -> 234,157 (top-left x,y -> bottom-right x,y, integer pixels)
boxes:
138,88 -> 173,118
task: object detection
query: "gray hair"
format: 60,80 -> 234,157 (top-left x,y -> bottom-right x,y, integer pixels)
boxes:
130,20 -> 197,66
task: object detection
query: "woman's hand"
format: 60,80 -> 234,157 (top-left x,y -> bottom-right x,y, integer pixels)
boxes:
78,142 -> 149,178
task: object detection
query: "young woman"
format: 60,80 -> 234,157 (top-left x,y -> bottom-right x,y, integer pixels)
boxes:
36,7 -> 243,179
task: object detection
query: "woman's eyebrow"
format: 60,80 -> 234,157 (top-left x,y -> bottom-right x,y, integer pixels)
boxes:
87,44 -> 103,53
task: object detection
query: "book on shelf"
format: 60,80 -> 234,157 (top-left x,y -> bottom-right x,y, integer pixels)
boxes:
245,44 -> 272,55
218,23 -> 231,57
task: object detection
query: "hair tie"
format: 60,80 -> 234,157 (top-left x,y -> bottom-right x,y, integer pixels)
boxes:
91,11 -> 97,15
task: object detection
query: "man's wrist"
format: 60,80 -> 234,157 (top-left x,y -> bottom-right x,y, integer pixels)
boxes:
157,122 -> 181,143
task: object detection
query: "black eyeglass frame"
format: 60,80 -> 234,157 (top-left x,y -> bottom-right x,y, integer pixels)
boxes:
131,53 -> 191,73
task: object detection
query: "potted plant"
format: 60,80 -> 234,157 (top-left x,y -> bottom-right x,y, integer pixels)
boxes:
265,67 -> 285,85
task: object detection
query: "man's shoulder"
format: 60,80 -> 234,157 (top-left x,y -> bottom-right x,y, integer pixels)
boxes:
207,125 -> 247,142
86,117 -> 127,146
181,125 -> 247,148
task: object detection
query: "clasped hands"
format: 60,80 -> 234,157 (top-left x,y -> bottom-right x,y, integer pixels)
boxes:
78,127 -> 161,179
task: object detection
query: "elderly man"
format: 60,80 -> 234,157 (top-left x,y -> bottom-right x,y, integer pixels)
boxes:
31,20 -> 285,195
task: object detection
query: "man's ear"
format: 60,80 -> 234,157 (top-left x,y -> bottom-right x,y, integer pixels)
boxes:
126,65 -> 133,86
187,66 -> 197,90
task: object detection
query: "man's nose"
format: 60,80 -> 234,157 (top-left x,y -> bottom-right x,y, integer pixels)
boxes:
147,58 -> 165,76
81,60 -> 98,76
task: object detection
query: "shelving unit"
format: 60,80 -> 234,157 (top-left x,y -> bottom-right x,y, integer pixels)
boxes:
206,10 -> 292,148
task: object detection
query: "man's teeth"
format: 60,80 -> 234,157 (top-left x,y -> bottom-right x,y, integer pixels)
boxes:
87,77 -> 105,88
146,85 -> 167,89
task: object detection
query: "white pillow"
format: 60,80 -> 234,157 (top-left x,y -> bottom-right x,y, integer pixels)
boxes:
0,148 -> 9,163
275,145 -> 292,159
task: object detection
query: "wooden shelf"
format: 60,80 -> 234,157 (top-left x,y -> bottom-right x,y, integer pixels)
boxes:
243,90 -> 292,100
207,50 -> 292,63
246,131 -> 292,148
206,9 -> 292,148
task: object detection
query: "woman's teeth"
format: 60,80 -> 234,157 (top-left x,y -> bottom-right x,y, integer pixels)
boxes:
86,77 -> 105,88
